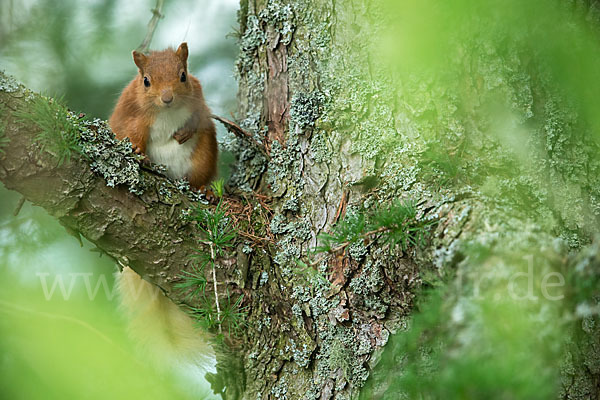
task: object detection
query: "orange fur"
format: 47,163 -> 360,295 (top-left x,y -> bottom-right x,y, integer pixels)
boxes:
109,43 -> 217,189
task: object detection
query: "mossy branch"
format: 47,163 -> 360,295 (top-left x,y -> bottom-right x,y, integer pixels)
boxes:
0,71 -> 207,304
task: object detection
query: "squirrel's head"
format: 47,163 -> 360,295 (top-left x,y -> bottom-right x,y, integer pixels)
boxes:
132,42 -> 191,109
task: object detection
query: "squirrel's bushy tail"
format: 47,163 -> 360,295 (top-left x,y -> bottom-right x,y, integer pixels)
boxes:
117,267 -> 216,389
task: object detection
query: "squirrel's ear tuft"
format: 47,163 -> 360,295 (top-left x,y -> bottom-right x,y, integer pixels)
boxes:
176,42 -> 188,65
132,51 -> 147,70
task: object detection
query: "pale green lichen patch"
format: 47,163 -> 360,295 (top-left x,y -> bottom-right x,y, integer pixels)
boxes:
308,130 -> 330,164
348,260 -> 384,296
259,0 -> 295,45
269,213 -> 311,268
236,14 -> 266,74
290,91 -> 324,131
266,136 -> 305,199
224,136 -> 267,192
0,72 -> 23,94
79,118 -> 146,194
316,325 -> 370,389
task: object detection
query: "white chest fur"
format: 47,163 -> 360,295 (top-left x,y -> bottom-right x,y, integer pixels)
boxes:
146,107 -> 197,180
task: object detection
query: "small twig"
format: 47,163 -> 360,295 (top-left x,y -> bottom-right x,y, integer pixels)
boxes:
333,190 -> 349,224
208,241 -> 222,333
136,0 -> 165,53
13,196 -> 25,216
212,114 -> 271,159
0,299 -> 118,349
237,230 -> 274,244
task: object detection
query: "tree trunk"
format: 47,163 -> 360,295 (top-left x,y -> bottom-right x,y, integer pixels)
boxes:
1,0 -> 600,399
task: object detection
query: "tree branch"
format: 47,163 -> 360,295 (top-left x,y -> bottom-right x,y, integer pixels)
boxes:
212,114 -> 270,159
0,72 -> 204,303
136,0 -> 165,53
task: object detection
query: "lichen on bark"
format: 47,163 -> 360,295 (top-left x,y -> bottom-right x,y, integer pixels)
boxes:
230,0 -> 600,399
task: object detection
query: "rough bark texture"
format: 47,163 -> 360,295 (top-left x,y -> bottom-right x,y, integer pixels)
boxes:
1,0 -> 600,399
227,0 -> 600,398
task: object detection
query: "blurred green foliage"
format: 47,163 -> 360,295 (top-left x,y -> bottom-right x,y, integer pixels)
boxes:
358,0 -> 600,398
2,0 -> 600,398
377,0 -> 600,236
0,186 -> 219,399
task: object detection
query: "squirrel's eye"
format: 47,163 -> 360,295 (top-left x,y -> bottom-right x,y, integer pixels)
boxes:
143,77 -> 150,87
180,71 -> 186,83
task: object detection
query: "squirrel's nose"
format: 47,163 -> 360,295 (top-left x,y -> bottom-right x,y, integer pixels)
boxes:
161,91 -> 173,104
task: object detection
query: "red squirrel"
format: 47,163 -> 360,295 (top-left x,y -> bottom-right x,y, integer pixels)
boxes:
110,44 -> 218,391
109,42 -> 217,189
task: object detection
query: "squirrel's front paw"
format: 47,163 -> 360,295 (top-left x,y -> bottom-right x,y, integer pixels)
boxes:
173,128 -> 194,144
132,143 -> 143,155
132,144 -> 149,163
